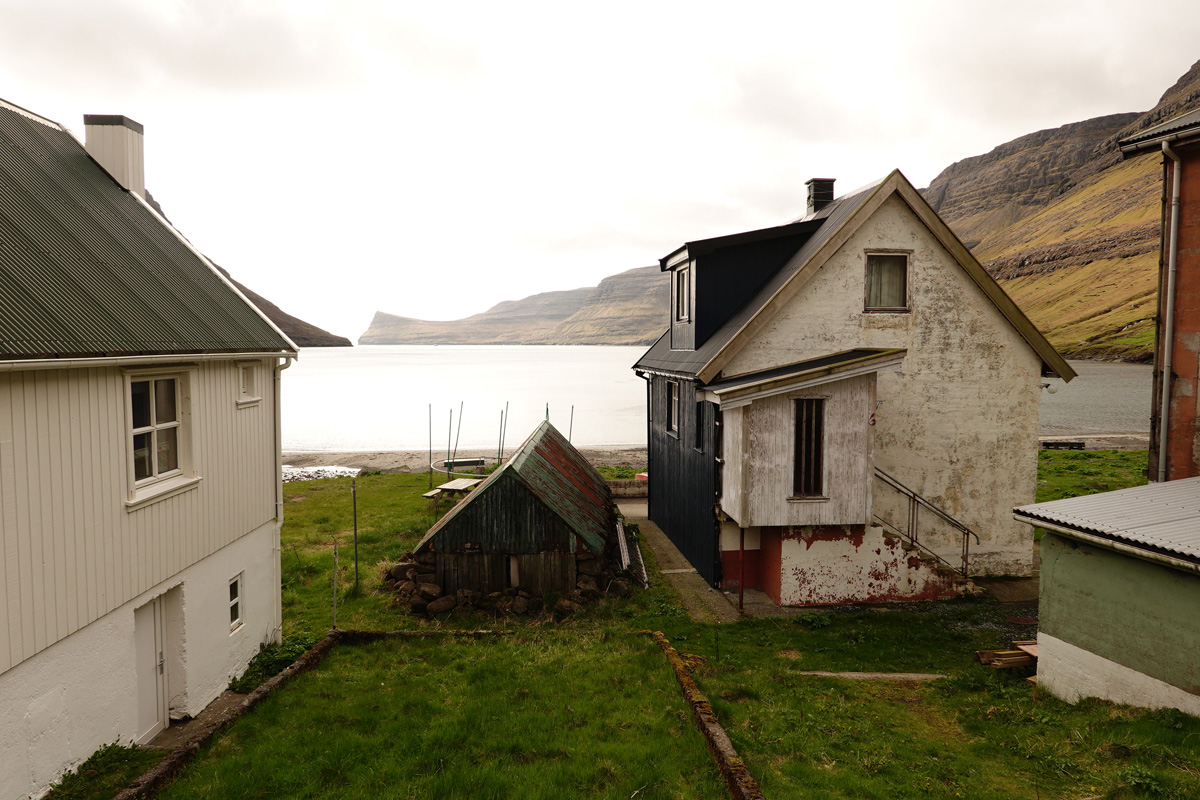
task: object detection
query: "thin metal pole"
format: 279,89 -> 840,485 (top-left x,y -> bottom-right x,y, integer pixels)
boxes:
569,405 -> 574,442
545,402 -> 549,421
739,527 -> 745,611
446,408 -> 452,483
428,404 -> 433,490
352,479 -> 359,592
497,410 -> 504,466
451,401 -> 463,470
500,401 -> 509,460
332,539 -> 338,630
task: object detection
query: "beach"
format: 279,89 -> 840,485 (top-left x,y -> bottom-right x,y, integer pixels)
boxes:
283,445 -> 649,475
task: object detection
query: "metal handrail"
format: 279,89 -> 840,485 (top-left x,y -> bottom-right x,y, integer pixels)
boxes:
874,467 -> 982,579
871,513 -> 967,579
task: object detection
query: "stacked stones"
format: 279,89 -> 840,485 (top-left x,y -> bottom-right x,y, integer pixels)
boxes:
382,550 -> 635,618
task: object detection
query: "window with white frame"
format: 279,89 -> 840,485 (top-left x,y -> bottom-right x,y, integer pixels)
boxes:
229,574 -> 243,632
864,252 -> 909,311
238,363 -> 259,405
666,380 -> 680,434
675,265 -> 691,321
130,377 -> 182,483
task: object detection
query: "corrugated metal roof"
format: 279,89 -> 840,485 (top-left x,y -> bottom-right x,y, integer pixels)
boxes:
1014,477 -> 1200,563
1119,108 -> 1200,152
417,421 -> 613,555
0,100 -> 293,359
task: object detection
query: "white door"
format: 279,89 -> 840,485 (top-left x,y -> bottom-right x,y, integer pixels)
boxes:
134,597 -> 168,743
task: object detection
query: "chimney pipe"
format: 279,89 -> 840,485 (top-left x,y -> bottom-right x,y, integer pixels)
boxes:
806,178 -> 835,215
84,114 -> 145,199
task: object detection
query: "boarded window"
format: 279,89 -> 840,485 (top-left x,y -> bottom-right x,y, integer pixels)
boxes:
865,253 -> 908,310
694,400 -> 704,451
793,398 -> 824,497
667,380 -> 679,433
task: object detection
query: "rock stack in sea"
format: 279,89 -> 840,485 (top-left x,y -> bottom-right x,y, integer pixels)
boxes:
382,550 -> 634,619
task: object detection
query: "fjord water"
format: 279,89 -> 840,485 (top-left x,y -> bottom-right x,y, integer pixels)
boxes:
281,345 -> 648,451
280,347 -> 1153,452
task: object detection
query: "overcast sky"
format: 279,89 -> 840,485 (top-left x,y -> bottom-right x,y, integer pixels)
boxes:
1,0 -> 1197,341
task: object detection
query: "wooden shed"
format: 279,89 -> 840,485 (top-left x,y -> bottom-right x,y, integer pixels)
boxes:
414,421 -> 615,595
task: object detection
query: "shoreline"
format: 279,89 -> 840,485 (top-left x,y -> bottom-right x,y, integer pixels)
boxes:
284,434 -> 1148,476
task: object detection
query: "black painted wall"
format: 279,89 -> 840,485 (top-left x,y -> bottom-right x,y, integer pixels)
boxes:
647,374 -> 721,585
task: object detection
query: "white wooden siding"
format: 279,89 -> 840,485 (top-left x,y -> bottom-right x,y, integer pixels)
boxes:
720,375 -> 873,528
0,359 -> 277,674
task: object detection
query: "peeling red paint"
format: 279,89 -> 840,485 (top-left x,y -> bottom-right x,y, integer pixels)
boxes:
780,524 -> 866,550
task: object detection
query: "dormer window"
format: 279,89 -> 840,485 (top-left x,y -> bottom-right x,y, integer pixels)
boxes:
675,265 -> 691,321
865,252 -> 909,312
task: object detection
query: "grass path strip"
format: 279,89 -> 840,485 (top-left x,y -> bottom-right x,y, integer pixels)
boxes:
793,671 -> 947,680
648,631 -> 765,800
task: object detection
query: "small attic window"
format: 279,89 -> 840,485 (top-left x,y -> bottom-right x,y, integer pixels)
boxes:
675,265 -> 691,321
865,252 -> 909,312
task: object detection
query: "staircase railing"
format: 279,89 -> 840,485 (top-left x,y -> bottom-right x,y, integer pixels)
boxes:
873,467 -> 981,580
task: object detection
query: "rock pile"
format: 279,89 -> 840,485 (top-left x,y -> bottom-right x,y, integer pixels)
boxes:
382,550 -> 635,619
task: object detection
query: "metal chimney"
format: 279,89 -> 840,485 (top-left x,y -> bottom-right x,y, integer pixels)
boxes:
84,114 -> 145,199
806,178 -> 835,215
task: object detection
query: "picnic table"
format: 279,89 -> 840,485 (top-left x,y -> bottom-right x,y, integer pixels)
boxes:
423,478 -> 483,504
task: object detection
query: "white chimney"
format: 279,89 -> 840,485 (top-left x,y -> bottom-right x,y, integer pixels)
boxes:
84,114 -> 145,199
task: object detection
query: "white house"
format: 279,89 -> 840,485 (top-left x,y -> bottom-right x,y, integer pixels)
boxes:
0,101 -> 297,799
634,173 -> 1074,605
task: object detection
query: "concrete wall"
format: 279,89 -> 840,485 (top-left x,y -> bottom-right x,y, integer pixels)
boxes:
1039,533 -> 1200,705
722,195 -> 1043,575
0,523 -> 279,800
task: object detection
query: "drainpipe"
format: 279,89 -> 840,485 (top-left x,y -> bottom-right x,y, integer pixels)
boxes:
1158,141 -> 1182,482
273,355 -> 295,643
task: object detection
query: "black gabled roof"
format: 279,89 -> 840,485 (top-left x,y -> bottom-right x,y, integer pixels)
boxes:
633,181 -> 877,380
660,219 -> 821,270
0,99 -> 295,360
1119,107 -> 1200,153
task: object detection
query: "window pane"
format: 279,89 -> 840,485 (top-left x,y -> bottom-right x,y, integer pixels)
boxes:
230,580 -> 239,602
155,379 -> 177,424
157,427 -> 179,473
131,381 -> 151,428
133,432 -> 152,480
866,254 -> 907,308
230,601 -> 240,624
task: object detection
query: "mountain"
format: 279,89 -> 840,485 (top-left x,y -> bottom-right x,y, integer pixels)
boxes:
925,58 -> 1200,361
359,265 -> 669,345
213,265 -> 352,348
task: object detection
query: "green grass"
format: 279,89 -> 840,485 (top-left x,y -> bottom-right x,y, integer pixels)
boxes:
64,455 -> 1200,798
1036,449 -> 1147,503
42,742 -> 164,800
160,633 -> 728,800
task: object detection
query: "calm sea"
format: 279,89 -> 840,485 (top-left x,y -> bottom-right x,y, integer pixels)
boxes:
281,347 -> 1153,452
281,345 -> 648,451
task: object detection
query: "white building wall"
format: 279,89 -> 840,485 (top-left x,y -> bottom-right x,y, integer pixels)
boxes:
0,359 -> 278,674
1037,633 -> 1200,717
0,522 -> 279,800
722,195 -> 1043,574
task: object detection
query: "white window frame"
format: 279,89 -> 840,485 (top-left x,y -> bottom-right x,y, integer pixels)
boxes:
675,265 -> 691,322
666,380 -> 680,436
237,361 -> 261,407
123,366 -> 200,510
864,250 -> 911,313
229,573 -> 244,633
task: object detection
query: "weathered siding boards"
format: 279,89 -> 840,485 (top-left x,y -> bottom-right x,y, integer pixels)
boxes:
729,375 -> 872,529
720,406 -> 745,523
648,374 -> 720,584
427,475 -> 579,555
722,194 -> 1043,575
0,359 -> 278,674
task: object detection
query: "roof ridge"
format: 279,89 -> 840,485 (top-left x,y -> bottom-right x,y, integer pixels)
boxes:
0,98 -> 63,131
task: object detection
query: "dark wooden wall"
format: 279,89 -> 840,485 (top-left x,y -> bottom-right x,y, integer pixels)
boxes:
647,374 -> 721,585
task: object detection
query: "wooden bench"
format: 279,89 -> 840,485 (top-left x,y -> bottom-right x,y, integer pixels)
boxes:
422,489 -> 443,499
1041,441 -> 1084,450
445,458 -> 486,472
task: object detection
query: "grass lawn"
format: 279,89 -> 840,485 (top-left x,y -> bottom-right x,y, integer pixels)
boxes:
50,450 -> 1200,798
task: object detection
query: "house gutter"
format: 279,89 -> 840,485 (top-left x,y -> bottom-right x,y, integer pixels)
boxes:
1014,514 -> 1200,577
1158,139 -> 1183,482
0,351 -> 294,372
272,354 -> 295,644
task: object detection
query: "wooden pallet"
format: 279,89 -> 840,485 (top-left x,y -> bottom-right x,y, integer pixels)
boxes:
975,640 -> 1038,669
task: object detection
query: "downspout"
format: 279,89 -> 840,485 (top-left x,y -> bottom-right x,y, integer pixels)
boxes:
272,355 -> 295,643
1158,140 -> 1182,482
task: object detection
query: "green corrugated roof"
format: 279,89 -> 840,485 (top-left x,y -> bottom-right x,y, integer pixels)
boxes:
417,421 -> 613,555
0,100 -> 293,359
